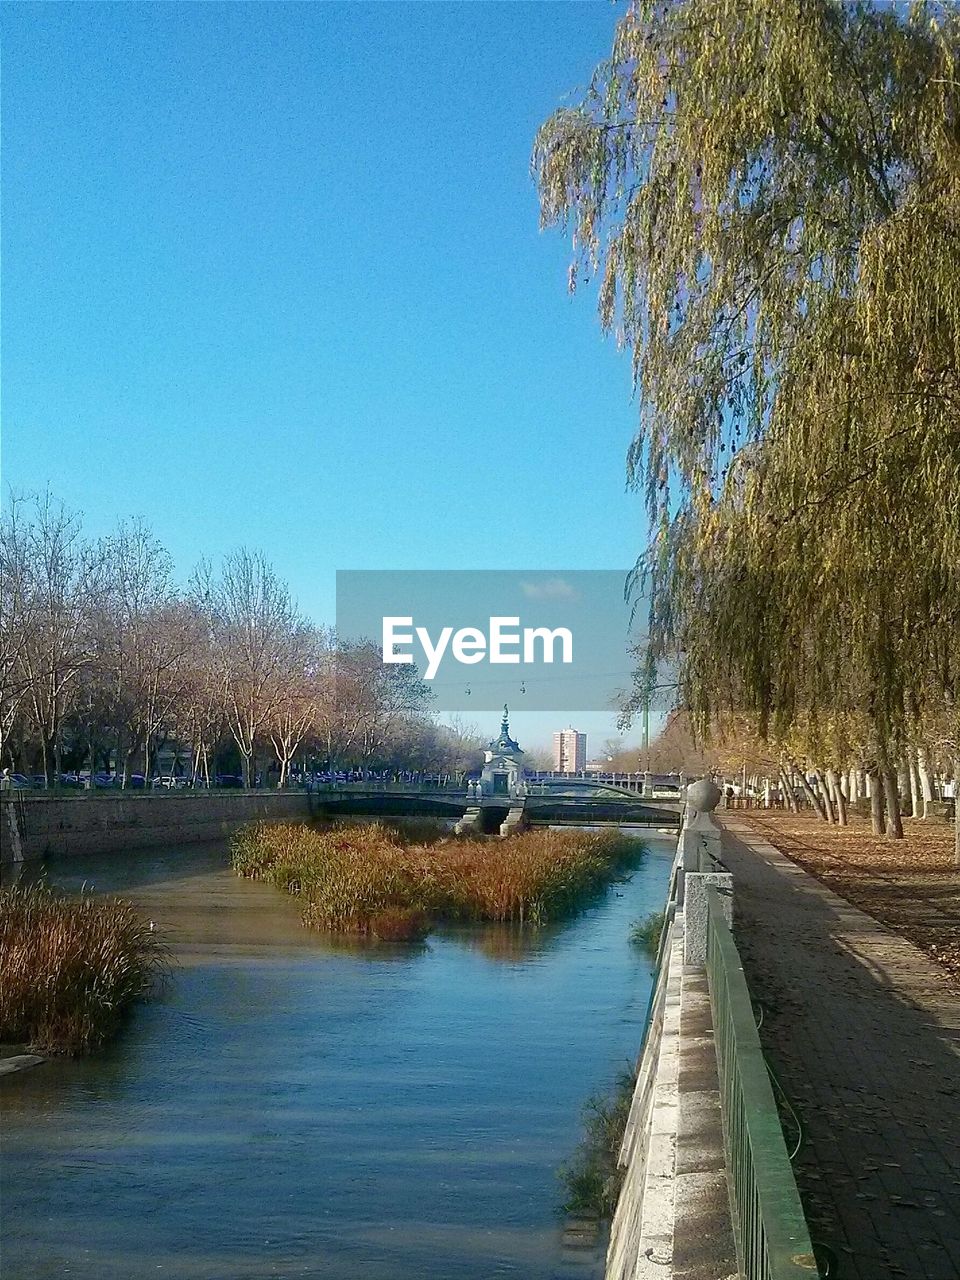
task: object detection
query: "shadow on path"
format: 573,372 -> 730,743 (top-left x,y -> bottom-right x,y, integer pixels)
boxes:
720,821 -> 960,1280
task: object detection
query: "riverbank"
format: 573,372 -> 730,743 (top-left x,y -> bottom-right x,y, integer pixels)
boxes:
739,811 -> 960,989
0,791 -> 313,863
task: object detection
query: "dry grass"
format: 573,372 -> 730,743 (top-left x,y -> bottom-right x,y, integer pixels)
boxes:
559,1067 -> 636,1220
367,907 -> 429,942
0,883 -> 168,1055
742,811 -> 960,988
628,910 -> 664,959
232,821 -> 643,937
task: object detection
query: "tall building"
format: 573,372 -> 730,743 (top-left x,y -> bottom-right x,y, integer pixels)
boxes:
553,727 -> 587,774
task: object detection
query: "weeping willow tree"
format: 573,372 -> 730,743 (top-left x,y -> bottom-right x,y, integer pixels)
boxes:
534,0 -> 960,843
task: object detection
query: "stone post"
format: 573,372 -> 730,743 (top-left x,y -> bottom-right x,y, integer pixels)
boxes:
681,778 -> 723,869
678,778 -> 731,963
684,871 -> 733,966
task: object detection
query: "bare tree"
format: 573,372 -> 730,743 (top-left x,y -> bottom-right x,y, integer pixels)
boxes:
3,494 -> 103,784
317,640 -> 432,772
440,715 -> 485,779
174,602 -> 227,786
524,746 -> 556,773
269,624 -> 331,787
0,495 -> 45,764
99,520 -> 193,786
195,550 -> 302,788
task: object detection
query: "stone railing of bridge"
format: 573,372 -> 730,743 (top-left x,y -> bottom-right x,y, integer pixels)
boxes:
607,782 -> 817,1280
310,780 -> 467,793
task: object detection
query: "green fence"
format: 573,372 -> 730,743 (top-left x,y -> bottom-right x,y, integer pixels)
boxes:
705,887 -> 819,1280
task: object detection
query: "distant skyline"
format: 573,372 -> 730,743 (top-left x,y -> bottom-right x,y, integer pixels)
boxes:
2,2 -> 658,749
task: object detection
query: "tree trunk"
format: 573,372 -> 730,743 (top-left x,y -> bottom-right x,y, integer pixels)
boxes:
122,747 -> 136,789
241,752 -> 252,789
835,779 -> 848,827
813,771 -> 834,822
900,759 -> 914,819
917,746 -> 935,819
868,770 -> 885,836
954,759 -> 959,867
882,766 -> 904,839
910,753 -> 924,817
827,769 -> 847,826
780,769 -> 798,813
791,761 -> 826,820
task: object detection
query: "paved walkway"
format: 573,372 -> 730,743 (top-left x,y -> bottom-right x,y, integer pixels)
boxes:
720,819 -> 960,1280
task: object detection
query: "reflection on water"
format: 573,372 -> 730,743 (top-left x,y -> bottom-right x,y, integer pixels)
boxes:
1,832 -> 674,1280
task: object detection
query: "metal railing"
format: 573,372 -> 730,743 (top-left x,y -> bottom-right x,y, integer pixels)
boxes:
313,780 -> 465,794
705,887 -> 818,1279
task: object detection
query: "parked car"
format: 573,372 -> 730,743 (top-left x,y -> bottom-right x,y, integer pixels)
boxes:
10,773 -> 34,789
215,774 -> 243,788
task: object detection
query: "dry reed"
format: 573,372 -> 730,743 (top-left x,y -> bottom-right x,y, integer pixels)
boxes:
232,821 -> 643,936
0,883 -> 168,1055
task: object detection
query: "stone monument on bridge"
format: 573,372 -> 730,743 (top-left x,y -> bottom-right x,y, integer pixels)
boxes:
479,705 -> 524,798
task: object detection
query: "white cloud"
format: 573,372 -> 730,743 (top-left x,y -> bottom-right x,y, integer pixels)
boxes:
520,577 -> 579,602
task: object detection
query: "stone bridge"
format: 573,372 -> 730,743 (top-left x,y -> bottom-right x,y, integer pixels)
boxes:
309,778 -> 682,833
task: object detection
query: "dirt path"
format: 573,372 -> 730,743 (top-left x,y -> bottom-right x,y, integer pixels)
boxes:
740,812 -> 960,989
720,818 -> 960,1280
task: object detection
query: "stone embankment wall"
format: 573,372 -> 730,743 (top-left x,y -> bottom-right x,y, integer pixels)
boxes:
606,784 -> 738,1280
0,792 -> 313,863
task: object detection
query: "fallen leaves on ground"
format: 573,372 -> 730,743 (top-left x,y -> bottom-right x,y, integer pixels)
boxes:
740,811 -> 960,990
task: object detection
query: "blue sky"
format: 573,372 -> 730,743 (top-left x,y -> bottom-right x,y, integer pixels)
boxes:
2,2 -> 654,752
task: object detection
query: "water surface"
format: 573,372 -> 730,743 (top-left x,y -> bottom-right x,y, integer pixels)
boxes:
1,832 -> 674,1279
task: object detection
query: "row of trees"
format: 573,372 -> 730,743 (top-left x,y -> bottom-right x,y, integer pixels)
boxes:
0,494 -> 486,787
535,0 -> 960,849
617,710 -> 956,828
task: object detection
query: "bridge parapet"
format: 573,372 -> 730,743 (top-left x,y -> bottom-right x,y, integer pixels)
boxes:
608,790 -> 817,1280
312,781 -> 681,828
311,781 -> 467,796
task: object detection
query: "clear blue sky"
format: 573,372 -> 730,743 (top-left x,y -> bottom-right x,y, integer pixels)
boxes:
2,1 -> 655,752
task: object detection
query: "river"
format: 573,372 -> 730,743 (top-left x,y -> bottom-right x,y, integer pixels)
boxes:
1,830 -> 674,1279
